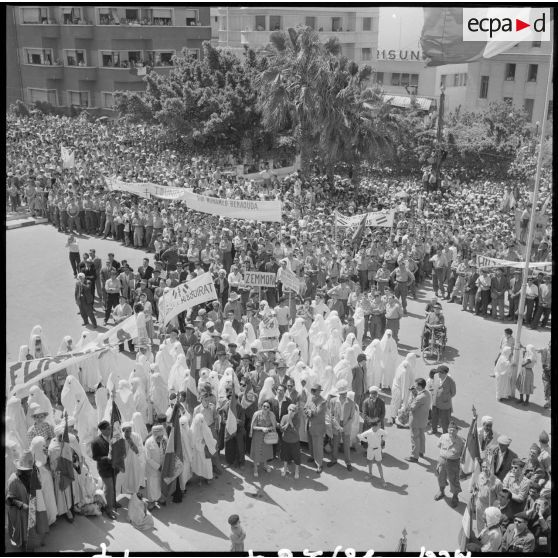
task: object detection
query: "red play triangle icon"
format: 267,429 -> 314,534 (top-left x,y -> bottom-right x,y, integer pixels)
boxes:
516,18 -> 530,31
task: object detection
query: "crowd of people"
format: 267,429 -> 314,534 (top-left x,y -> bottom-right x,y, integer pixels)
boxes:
5,112 -> 552,552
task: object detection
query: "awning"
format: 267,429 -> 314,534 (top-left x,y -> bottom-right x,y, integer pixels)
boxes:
382,95 -> 434,111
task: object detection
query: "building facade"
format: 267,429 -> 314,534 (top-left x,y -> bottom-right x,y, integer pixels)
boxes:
6,5 -> 211,110
215,6 -> 379,67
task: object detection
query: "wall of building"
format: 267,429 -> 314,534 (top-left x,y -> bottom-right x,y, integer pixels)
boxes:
7,5 -> 211,110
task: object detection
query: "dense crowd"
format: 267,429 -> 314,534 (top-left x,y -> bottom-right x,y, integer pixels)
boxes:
5,113 -> 552,553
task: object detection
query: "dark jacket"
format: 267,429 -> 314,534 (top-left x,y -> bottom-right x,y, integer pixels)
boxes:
75,281 -> 93,305
91,434 -> 114,478
493,447 -> 519,481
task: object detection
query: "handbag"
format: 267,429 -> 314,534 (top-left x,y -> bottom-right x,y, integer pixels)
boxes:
263,430 -> 279,445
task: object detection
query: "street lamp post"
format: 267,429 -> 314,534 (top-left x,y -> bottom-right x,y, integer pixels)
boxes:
434,85 -> 445,188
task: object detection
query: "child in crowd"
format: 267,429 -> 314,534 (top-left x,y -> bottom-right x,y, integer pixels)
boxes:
228,514 -> 246,552
357,417 -> 387,487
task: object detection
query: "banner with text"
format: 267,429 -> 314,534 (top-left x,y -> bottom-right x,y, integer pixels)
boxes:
160,272 -> 218,326
7,347 -> 107,396
243,271 -> 276,288
180,191 -> 282,222
335,210 -> 395,228
280,268 -> 301,294
105,176 -> 192,200
476,255 -> 552,274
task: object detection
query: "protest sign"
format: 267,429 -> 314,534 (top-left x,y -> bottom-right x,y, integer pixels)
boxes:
61,146 -> 75,169
160,272 -> 218,326
243,271 -> 276,288
280,268 -> 301,294
335,210 -> 395,228
476,255 -> 552,274
105,176 -> 192,200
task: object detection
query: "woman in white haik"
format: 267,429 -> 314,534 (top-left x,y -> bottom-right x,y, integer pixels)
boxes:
494,346 -> 512,401
364,339 -> 383,390
190,413 -> 217,481
390,358 -> 416,424
379,329 -> 399,391
289,317 -> 309,365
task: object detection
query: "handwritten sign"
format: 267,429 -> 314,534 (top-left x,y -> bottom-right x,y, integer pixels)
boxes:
280,268 -> 301,294
243,271 -> 276,288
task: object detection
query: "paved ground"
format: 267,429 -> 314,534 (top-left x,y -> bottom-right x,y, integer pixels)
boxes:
6,224 -> 551,553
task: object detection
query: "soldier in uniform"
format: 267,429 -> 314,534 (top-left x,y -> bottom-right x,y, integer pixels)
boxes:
434,420 -> 465,508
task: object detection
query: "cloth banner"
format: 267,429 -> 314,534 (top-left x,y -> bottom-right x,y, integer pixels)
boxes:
280,268 -> 301,294
7,347 -> 107,395
476,255 -> 552,274
61,146 -> 75,169
243,271 -> 276,288
105,176 -> 192,200
180,191 -> 282,222
160,272 -> 217,326
95,314 -> 139,346
335,210 -> 395,228
261,337 -> 279,351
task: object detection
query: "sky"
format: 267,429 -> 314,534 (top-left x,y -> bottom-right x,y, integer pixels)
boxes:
377,6 -> 424,53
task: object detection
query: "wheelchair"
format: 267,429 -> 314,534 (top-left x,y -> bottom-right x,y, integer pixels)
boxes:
421,323 -> 447,364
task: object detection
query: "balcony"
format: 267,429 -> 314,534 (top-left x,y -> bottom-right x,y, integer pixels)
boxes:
93,23 -> 210,42
99,67 -> 145,83
65,66 -> 98,81
21,64 -> 64,81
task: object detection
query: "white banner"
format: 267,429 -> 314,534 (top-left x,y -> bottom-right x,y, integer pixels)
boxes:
243,271 -> 276,288
7,347 -> 107,395
61,146 -> 75,169
280,268 -> 301,294
476,255 -> 552,274
180,191 -> 282,222
105,176 -> 192,200
160,272 -> 218,326
335,210 -> 395,228
95,314 -> 139,346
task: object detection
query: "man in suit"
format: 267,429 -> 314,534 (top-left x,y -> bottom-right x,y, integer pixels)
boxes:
91,421 -> 118,519
493,435 -> 518,481
89,248 -> 103,302
327,379 -> 356,472
430,365 -> 457,435
82,256 -> 98,299
138,258 -> 154,282
407,377 -> 431,462
352,354 -> 367,409
304,383 -> 327,473
490,267 -> 509,321
214,269 -> 229,307
75,273 -> 97,328
99,259 -> 114,305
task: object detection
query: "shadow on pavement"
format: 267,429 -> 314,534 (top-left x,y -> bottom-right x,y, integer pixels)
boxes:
377,480 -> 408,495
450,416 -> 471,430
381,452 -> 410,470
442,345 -> 460,363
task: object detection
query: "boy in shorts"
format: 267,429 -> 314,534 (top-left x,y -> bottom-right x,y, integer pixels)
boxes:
358,417 -> 387,486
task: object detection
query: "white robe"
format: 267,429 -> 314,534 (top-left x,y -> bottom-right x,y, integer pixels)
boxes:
178,416 -> 194,488
353,307 -> 365,346
222,321 -> 238,345
190,415 -> 216,480
364,340 -> 383,389
30,439 -> 57,525
144,435 -> 166,502
289,318 -> 309,365
121,433 -> 146,495
494,348 -> 513,400
379,331 -> 399,388
61,375 -> 97,448
132,411 -> 149,443
333,358 -> 353,385
168,355 -> 189,394
390,361 -> 415,418
26,386 -> 55,427
326,330 -> 344,368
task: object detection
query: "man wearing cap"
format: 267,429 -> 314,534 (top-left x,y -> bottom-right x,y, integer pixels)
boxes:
462,261 -> 479,313
224,292 -> 243,323
327,379 -> 356,472
304,383 -> 327,473
493,435 -> 518,481
144,424 -> 167,510
27,403 -> 55,447
91,421 -> 119,519
501,511 -> 536,553
362,386 -> 386,429
430,365 -> 456,435
478,416 -> 499,461
407,378 -> 431,462
503,458 -> 531,514
434,420 -> 465,507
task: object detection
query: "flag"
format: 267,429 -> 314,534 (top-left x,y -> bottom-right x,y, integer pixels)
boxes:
420,7 -> 533,67
457,491 -> 476,551
27,462 -> 41,537
460,415 -> 481,475
161,403 -> 184,485
225,380 -> 238,442
61,145 -> 75,168
95,314 -> 138,347
57,415 -> 75,491
351,213 -> 368,247
110,400 -> 126,474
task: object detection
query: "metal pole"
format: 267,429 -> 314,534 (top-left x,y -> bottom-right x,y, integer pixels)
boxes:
511,47 -> 553,379
434,86 -> 445,188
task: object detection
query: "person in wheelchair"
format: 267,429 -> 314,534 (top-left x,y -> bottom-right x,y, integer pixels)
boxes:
422,303 -> 446,348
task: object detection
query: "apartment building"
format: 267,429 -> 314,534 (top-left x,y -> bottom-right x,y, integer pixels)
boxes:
6,5 -> 211,111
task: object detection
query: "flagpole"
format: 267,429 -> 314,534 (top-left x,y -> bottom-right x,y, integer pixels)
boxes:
511,46 -> 553,379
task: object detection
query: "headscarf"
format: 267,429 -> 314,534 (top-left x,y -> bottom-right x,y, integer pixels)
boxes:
277,332 -> 294,356
333,358 -> 353,385
236,332 -> 248,355
345,346 -> 359,369
132,411 -> 149,442
353,306 -> 365,345
524,344 -> 537,365
168,353 -> 189,393
18,345 -> 31,361
218,367 -> 241,400
5,415 -> 25,456
326,329 -> 344,367
57,335 -> 74,354
340,333 -> 360,358
7,396 -> 28,450
494,346 -> 512,376
29,324 -> 50,356
325,311 -> 342,335
191,413 -> 217,455
308,314 -> 328,342
30,436 -> 48,467
364,339 -> 383,389
208,370 -> 220,398
484,507 -> 502,529
258,376 -> 276,406
243,323 -> 257,347
288,317 -> 309,365
283,341 -> 300,368
74,329 -> 99,352
27,385 -> 55,427
222,321 -> 238,344
149,373 -> 168,417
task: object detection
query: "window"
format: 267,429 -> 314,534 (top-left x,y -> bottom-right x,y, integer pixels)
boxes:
503,97 -> 513,105
65,49 -> 86,66
185,9 -> 198,26
528,64 -> 538,82
410,73 -> 419,86
391,73 -> 401,86
146,50 -> 175,66
361,48 -> 371,61
505,63 -> 516,81
269,15 -> 281,31
186,49 -> 199,60
331,17 -> 342,32
453,73 -> 460,86
463,74 -> 467,86
24,48 -> 53,65
479,75 -> 489,98
532,40 -> 541,47
400,73 -> 410,87
362,17 -> 372,31
61,7 -> 82,24
98,7 -> 120,25
101,92 -> 115,108
68,90 -> 90,107
21,7 -> 48,23
305,16 -> 316,29
100,50 -> 142,68
440,75 -> 447,87
125,8 -> 139,22
149,8 -> 172,25
374,72 -> 384,85
523,98 -> 534,121
28,88 -> 57,105
255,15 -> 266,31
